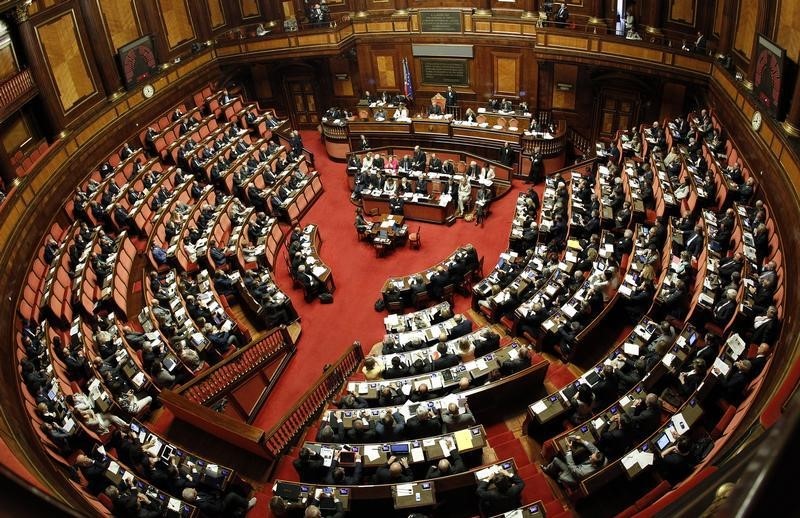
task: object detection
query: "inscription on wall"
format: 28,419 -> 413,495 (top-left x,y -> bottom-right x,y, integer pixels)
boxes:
420,58 -> 469,86
420,11 -> 463,33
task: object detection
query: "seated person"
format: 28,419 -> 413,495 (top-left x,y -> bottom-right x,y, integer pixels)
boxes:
441,402 -> 476,432
542,436 -> 606,488
476,468 -> 525,516
323,450 -> 363,485
425,449 -> 465,478
373,456 -> 413,484
293,447 -> 326,483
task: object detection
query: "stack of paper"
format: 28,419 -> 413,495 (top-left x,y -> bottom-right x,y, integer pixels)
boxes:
453,429 -> 474,450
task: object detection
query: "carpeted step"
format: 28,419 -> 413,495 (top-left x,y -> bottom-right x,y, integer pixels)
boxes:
487,430 -> 515,445
482,421 -> 510,437
493,440 -> 531,467
521,473 -> 554,503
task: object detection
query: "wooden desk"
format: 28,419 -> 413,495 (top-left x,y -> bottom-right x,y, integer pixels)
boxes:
301,224 -> 335,293
366,214 -> 408,252
392,481 -> 436,509
491,501 -> 546,518
381,245 -> 476,302
362,193 -> 455,224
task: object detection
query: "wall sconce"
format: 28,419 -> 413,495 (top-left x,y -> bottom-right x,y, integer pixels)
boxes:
335,74 -> 349,80
556,83 -> 573,91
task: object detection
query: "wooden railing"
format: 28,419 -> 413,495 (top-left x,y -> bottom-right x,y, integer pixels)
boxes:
0,69 -> 36,114
176,327 -> 296,420
567,127 -> 593,158
263,341 -> 364,456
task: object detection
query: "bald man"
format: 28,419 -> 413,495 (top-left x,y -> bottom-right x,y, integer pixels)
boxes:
373,456 -> 413,484
425,449 -> 465,478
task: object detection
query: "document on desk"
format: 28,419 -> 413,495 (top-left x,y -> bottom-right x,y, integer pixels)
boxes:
592,417 -> 606,430
364,445 -> 381,462
670,413 -> 689,435
411,446 -> 425,463
621,452 -> 638,471
320,447 -> 335,467
531,400 -> 548,415
312,266 -> 327,278
623,342 -> 640,356
453,429 -> 474,450
395,484 -> 414,496
475,465 -> 500,482
439,438 -> 452,458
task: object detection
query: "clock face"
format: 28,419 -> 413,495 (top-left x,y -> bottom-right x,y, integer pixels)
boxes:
143,84 -> 155,98
751,111 -> 762,131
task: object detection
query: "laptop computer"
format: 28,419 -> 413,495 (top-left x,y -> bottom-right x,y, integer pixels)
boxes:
338,450 -> 356,464
390,443 -> 410,455
274,482 -> 301,501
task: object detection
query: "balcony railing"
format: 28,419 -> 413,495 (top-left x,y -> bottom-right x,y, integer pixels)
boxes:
0,69 -> 36,114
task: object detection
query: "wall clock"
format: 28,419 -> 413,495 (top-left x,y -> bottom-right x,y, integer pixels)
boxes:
751,110 -> 762,132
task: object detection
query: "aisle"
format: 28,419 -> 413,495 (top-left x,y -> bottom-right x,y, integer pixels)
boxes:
251,131 -> 519,432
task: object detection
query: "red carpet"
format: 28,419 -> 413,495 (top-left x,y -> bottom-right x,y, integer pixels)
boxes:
245,132 -> 567,514
251,131 -> 520,432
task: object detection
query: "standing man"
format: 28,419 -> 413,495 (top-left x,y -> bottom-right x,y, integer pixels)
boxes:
528,147 -> 544,184
499,142 -> 514,167
555,3 -> 569,27
446,85 -> 458,110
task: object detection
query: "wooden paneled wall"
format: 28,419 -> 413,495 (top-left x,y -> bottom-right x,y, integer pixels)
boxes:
27,3 -> 104,125
95,0 -> 141,53
155,0 -> 196,50
776,0 -> 800,63
733,0 -> 758,60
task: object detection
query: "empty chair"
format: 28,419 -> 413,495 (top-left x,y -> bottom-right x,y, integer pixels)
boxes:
409,226 -> 421,249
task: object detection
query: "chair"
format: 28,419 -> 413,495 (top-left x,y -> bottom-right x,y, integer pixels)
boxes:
412,290 -> 431,309
442,284 -> 455,305
386,300 -> 404,313
409,227 -> 421,249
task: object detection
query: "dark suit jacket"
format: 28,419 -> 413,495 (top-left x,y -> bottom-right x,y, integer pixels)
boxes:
424,451 -> 465,478
476,474 -> 525,516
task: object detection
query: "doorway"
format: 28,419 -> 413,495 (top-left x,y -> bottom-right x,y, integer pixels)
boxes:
283,79 -> 320,130
594,88 -> 641,141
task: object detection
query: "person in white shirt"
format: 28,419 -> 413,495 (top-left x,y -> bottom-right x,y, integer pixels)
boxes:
457,176 -> 471,217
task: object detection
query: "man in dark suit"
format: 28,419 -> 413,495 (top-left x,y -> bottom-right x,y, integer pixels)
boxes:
431,342 -> 459,370
475,329 -> 501,357
445,85 -> 458,107
684,224 -> 704,258
712,289 -> 738,325
428,267 -> 450,300
749,343 -> 771,375
428,100 -> 442,115
412,146 -> 427,170
687,334 -> 716,370
383,356 -> 411,379
751,306 -> 779,344
428,153 -> 443,173
476,469 -> 525,516
293,447 -> 327,482
425,450 -> 465,479
346,419 -> 376,443
324,451 -> 363,485
499,142 -> 514,167
554,2 -> 569,26
448,314 -> 472,339
599,393 -> 660,457
373,457 -> 413,484
405,406 -> 443,439
714,359 -> 753,404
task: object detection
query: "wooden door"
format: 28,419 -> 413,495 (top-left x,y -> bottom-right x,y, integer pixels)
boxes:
284,79 -> 320,129
595,89 -> 640,141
